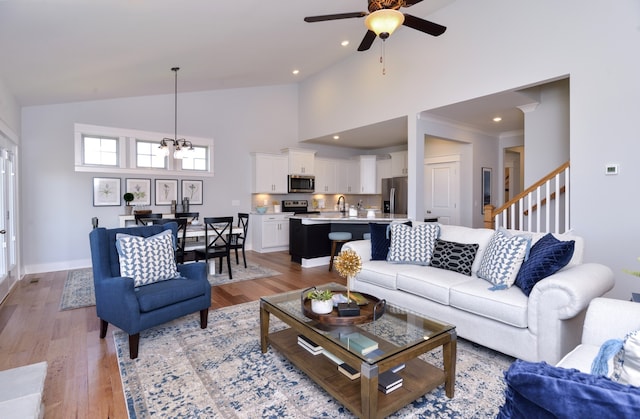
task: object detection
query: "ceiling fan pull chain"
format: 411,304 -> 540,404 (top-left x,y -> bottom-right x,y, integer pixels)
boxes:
380,41 -> 387,75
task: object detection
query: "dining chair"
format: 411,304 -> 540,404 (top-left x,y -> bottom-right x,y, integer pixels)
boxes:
174,212 -> 202,263
229,213 -> 249,268
195,216 -> 234,279
134,213 -> 163,225
150,218 -> 189,263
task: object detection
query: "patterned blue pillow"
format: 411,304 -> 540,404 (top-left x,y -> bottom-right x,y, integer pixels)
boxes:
387,223 -> 440,265
515,233 -> 575,296
431,239 -> 479,276
116,229 -> 180,287
477,228 -> 531,290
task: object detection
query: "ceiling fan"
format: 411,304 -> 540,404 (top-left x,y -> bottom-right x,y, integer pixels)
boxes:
304,0 -> 447,51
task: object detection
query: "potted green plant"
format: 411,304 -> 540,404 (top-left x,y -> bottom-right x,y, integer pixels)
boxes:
307,289 -> 334,314
123,192 -> 134,215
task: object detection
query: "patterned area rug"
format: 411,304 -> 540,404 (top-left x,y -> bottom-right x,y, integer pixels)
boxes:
114,301 -> 514,418
59,268 -> 95,310
59,264 -> 281,310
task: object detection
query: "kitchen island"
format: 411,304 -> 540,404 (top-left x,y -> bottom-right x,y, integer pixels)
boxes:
289,213 -> 409,267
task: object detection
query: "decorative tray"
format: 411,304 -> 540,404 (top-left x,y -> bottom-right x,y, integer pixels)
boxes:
301,287 -> 386,326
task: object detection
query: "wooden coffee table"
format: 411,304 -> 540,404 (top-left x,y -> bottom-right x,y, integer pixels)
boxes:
260,283 -> 456,419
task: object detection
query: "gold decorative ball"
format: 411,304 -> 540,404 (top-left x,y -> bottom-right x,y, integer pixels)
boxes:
334,249 -> 362,279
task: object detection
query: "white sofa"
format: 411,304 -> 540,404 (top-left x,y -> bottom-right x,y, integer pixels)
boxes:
0,361 -> 47,419
344,225 -> 615,364
557,297 -> 640,371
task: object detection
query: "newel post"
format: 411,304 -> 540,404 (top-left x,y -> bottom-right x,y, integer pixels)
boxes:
483,205 -> 495,229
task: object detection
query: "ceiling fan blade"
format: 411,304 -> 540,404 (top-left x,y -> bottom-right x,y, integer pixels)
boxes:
402,14 -> 447,37
357,30 -> 377,51
304,12 -> 367,23
403,0 -> 425,6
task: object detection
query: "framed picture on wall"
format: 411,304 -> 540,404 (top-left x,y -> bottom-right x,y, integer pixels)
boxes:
125,178 -> 151,206
93,177 -> 120,206
481,167 -> 492,214
155,179 -> 178,205
181,180 -> 203,205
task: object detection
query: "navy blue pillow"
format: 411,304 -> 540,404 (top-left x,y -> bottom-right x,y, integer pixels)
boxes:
369,223 -> 391,260
369,222 -> 412,260
514,233 -> 574,296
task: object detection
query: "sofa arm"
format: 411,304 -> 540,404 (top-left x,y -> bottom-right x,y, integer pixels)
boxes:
581,298 -> 640,346
177,262 -> 207,281
343,240 -> 371,261
529,263 -> 614,327
94,276 -> 140,326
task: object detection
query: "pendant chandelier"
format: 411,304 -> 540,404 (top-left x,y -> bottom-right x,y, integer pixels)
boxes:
158,67 -> 193,159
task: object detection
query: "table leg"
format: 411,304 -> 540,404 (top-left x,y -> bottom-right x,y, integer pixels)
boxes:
360,362 -> 379,419
443,329 -> 457,398
259,301 -> 270,353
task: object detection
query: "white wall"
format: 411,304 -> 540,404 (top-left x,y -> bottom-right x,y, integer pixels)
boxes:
523,79 -> 570,185
298,0 -> 640,299
20,84 -> 300,273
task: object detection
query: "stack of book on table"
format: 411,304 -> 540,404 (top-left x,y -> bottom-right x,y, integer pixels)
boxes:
378,370 -> 403,394
339,332 -> 379,355
297,335 -> 323,355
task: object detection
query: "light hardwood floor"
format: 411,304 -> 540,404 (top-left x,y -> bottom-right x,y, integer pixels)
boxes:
0,251 -> 346,419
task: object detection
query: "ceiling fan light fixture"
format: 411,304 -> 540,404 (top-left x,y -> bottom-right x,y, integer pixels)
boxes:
365,9 -> 404,38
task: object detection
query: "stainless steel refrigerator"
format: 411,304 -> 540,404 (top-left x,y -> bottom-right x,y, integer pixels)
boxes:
381,177 -> 408,214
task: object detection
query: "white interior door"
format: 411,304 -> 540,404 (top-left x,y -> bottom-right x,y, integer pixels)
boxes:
424,159 -> 460,225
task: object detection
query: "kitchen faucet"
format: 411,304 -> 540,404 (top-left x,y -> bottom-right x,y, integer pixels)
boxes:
337,195 -> 346,214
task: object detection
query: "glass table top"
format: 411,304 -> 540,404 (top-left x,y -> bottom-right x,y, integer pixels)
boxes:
261,283 -> 455,363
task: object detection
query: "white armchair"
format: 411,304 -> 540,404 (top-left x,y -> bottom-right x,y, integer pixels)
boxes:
556,297 -> 640,372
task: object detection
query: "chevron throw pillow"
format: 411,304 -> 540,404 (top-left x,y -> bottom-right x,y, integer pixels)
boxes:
115,229 -> 180,287
477,228 -> 531,290
387,223 -> 440,265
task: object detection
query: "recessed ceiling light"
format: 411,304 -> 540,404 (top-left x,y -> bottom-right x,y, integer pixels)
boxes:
341,40 -> 349,47
292,69 -> 300,75
493,117 -> 502,122
333,135 -> 340,140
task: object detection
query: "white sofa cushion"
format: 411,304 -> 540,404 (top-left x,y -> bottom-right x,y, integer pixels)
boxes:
357,260 -> 401,289
449,278 -> 529,327
397,266 -> 472,305
556,344 -> 601,373
438,225 -> 494,274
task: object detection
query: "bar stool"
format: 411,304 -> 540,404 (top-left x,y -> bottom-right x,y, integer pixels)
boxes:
328,232 -> 352,272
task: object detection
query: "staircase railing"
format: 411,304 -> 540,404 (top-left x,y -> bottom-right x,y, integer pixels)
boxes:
484,161 -> 570,233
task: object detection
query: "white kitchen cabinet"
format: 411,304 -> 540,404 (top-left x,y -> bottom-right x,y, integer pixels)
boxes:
252,213 -> 293,252
283,148 -> 315,175
376,158 -> 392,193
336,159 -> 359,194
314,157 -> 338,194
358,155 -> 377,194
252,153 -> 288,193
390,151 -> 408,177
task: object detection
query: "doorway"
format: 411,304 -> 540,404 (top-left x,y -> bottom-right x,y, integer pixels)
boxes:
424,157 -> 460,225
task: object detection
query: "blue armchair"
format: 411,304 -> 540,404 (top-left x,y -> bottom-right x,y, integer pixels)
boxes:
89,223 -> 211,359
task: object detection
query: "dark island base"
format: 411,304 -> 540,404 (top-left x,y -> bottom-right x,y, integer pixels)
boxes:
289,219 -> 373,263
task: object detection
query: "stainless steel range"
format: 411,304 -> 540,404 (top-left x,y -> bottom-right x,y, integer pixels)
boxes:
281,200 -> 320,215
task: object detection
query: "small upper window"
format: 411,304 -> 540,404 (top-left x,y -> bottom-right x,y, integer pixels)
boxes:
83,135 -> 118,166
181,146 -> 208,171
136,140 -> 166,169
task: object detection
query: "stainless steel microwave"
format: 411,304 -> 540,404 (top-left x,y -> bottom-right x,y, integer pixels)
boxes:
288,175 -> 315,193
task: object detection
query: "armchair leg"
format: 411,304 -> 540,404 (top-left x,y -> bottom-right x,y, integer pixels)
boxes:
129,334 -> 140,359
99,319 -> 109,339
200,308 -> 209,329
